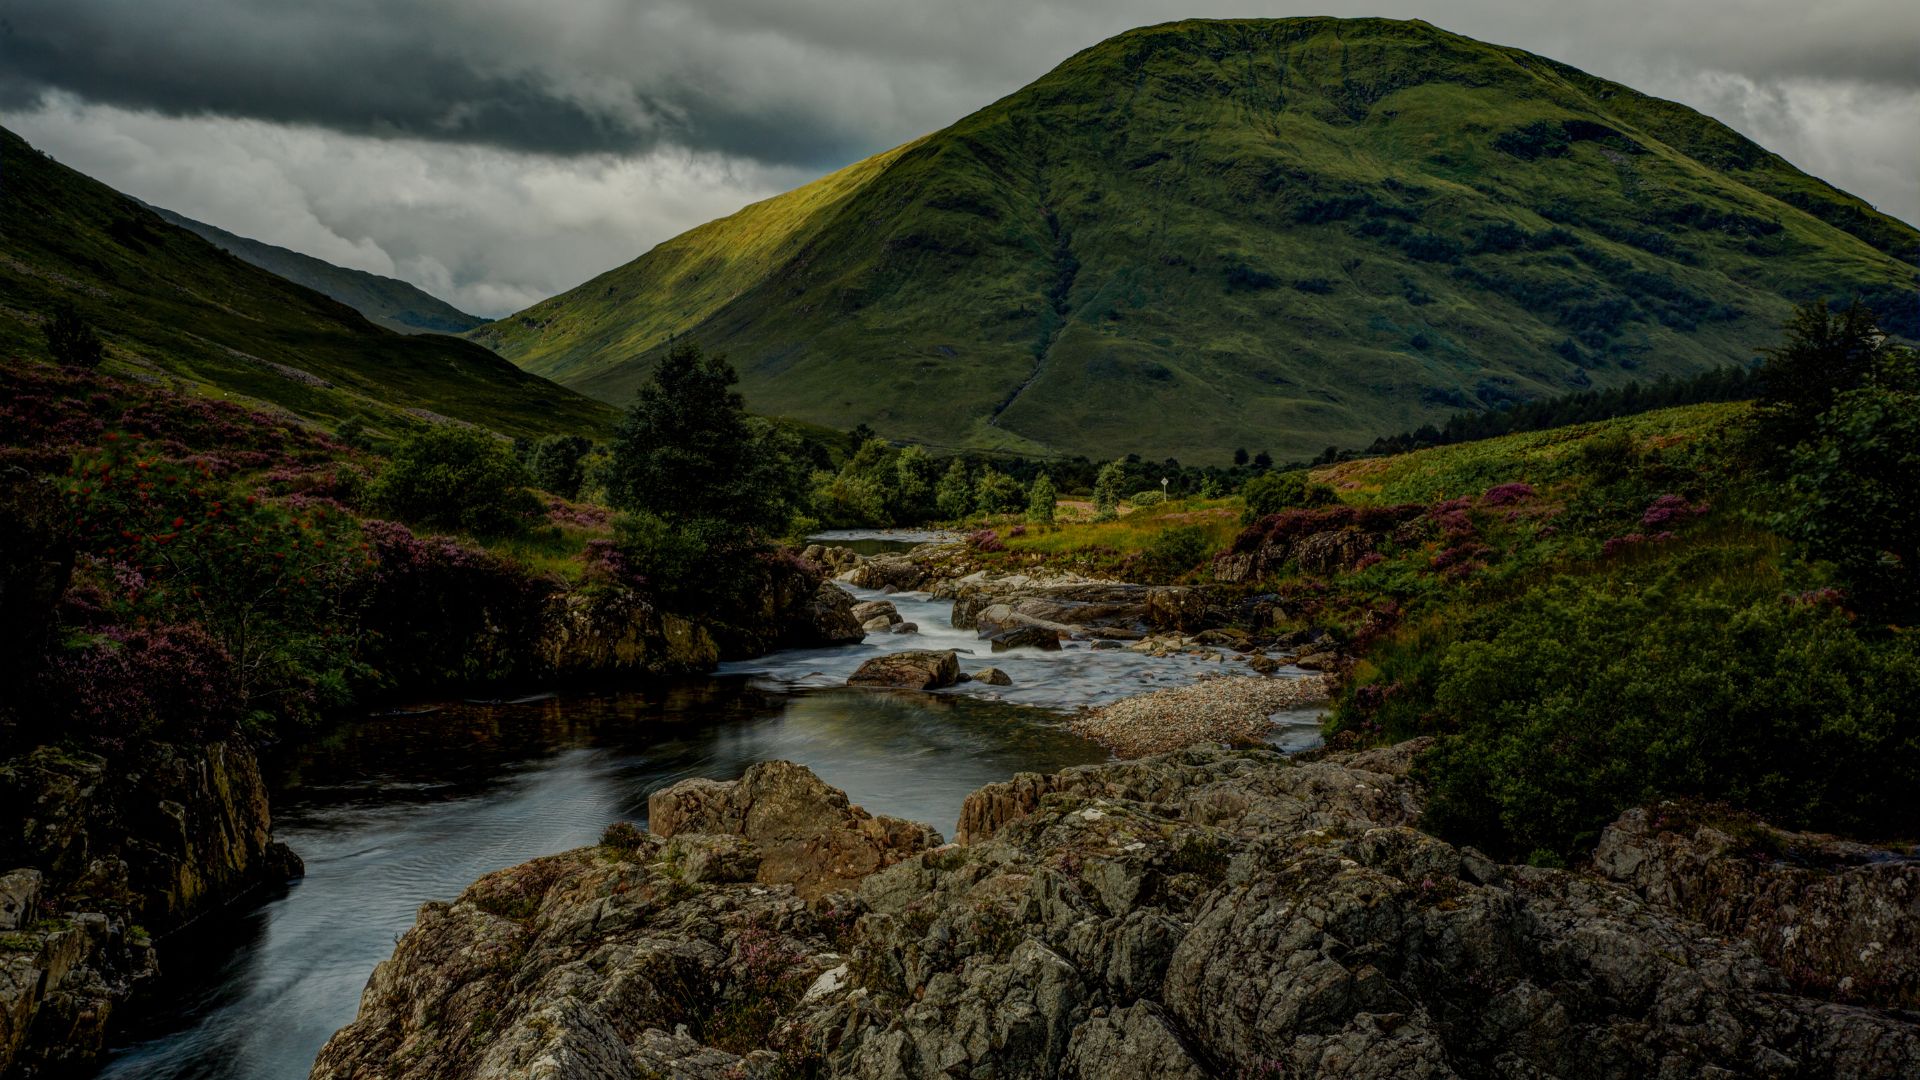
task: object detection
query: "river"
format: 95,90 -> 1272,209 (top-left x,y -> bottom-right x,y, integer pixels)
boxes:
95,535 -> 1323,1079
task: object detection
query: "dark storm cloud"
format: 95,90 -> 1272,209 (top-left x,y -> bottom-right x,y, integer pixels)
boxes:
0,0 -> 887,166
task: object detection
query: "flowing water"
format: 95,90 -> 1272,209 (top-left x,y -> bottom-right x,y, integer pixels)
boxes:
96,535 -> 1323,1079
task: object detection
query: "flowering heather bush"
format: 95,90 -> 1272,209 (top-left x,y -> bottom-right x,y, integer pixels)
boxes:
0,358 -> 344,473
63,435 -> 365,712
968,528 -> 1005,553
1229,504 -> 1422,555
546,500 -> 612,529
1640,493 -> 1710,528
1481,482 -> 1535,506
1431,541 -> 1492,576
47,623 -> 243,750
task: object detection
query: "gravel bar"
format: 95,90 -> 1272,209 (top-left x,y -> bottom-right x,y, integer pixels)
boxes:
1070,674 -> 1332,758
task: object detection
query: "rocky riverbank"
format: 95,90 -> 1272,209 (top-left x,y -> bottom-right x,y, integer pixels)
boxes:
309,746 -> 1920,1079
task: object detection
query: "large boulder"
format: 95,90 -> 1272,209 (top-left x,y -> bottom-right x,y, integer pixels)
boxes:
846,650 -> 961,690
789,581 -> 865,646
648,761 -> 941,899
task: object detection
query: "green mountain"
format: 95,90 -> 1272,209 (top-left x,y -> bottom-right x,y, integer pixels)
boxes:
149,206 -> 486,336
471,17 -> 1918,462
0,126 -> 612,439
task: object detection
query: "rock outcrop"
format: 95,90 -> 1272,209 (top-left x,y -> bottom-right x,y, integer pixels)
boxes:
0,738 -> 299,1075
649,762 -> 942,900
846,650 -> 961,691
310,748 -> 1920,1080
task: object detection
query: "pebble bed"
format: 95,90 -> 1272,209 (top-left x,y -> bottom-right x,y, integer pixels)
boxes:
1070,673 -> 1333,758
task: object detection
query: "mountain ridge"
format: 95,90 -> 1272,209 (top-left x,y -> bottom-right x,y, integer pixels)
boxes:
471,16 -> 1917,460
0,125 -> 614,439
148,206 -> 486,336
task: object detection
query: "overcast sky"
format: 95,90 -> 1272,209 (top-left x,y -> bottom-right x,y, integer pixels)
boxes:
4,1 -> 1916,318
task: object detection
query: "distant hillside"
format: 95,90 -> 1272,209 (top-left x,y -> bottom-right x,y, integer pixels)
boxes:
151,206 -> 485,336
472,16 -> 1919,461
0,126 -> 613,439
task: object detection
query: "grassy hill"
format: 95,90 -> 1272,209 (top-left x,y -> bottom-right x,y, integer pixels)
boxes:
150,206 -> 485,336
472,16 -> 1918,461
0,126 -> 613,440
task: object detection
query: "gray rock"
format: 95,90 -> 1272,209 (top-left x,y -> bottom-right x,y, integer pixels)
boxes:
972,667 -> 1013,686
847,649 -> 962,690
990,626 -> 1060,652
891,622 -> 920,635
850,599 -> 900,625
0,869 -> 40,932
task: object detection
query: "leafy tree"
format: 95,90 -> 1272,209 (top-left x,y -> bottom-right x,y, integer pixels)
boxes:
1027,473 -> 1057,524
1240,471 -> 1338,523
369,424 -> 538,535
530,434 -> 593,500
1092,461 -> 1125,521
848,423 -> 876,452
893,445 -> 938,521
1755,300 -> 1890,449
935,459 -> 972,520
1252,450 -> 1274,471
602,343 -> 803,536
46,302 -> 104,368
973,466 -> 1024,515
1780,373 -> 1920,623
1233,447 -> 1250,467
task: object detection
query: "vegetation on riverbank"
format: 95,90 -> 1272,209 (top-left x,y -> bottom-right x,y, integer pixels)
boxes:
949,301 -> 1919,864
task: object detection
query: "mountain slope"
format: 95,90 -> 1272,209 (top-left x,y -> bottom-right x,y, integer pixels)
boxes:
0,126 -> 612,439
149,207 -> 485,336
472,16 -> 1918,461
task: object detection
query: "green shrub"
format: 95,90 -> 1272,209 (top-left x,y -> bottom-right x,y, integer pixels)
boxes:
369,424 -> 539,535
1240,471 -> 1337,522
1130,490 -> 1165,508
530,434 -> 593,499
1416,571 -> 1920,860
45,302 -> 104,368
1139,525 -> 1213,580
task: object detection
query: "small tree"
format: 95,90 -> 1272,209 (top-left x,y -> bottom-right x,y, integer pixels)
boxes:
1027,473 -> 1057,524
530,434 -> 593,500
602,343 -> 802,536
46,302 -> 104,368
1755,300 -> 1894,454
973,466 -> 1024,515
1092,461 -> 1125,522
369,424 -> 538,535
893,444 -> 937,521
935,459 -> 972,520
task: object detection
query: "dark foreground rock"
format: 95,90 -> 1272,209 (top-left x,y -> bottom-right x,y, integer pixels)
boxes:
846,650 -> 961,690
0,738 -> 300,1075
311,748 -> 1920,1079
